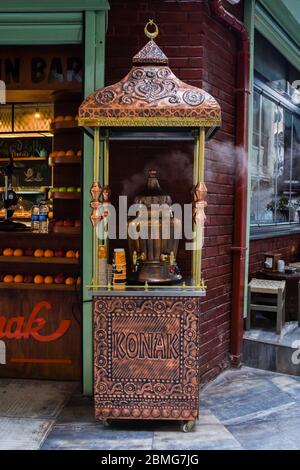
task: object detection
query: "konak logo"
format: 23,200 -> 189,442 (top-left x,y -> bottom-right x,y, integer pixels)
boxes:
0,301 -> 71,365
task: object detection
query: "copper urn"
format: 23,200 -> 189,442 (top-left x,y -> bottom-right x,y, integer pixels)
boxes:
128,169 -> 182,284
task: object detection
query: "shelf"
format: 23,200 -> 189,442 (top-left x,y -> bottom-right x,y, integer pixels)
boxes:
52,226 -> 80,234
51,191 -> 80,200
0,282 -> 78,291
0,132 -> 53,139
0,231 -> 80,240
49,156 -> 81,166
50,120 -> 79,132
0,157 -> 47,161
0,186 -> 48,194
0,256 -> 78,265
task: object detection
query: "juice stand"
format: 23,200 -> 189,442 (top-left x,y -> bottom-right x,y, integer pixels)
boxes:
79,21 -> 221,431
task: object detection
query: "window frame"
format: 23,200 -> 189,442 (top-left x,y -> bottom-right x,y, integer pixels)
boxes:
250,74 -> 300,237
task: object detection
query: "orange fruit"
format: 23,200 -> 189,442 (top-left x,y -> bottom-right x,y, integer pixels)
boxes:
65,149 -> 75,157
34,249 -> 44,258
64,115 -> 74,121
3,274 -> 14,283
57,150 -> 65,157
65,250 -> 76,258
44,249 -> 54,258
44,275 -> 54,284
3,248 -> 13,257
76,276 -> 81,285
34,274 -> 44,284
13,248 -> 23,257
65,277 -> 75,285
75,250 -> 79,259
76,150 -> 82,157
55,115 -> 64,122
14,274 -> 24,283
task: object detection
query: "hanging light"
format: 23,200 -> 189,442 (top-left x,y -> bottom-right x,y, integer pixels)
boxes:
34,105 -> 41,119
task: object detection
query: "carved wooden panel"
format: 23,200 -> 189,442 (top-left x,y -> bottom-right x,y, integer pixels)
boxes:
94,296 -> 200,420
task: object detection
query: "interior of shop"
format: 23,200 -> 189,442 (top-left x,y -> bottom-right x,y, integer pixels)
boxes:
0,45 -> 83,380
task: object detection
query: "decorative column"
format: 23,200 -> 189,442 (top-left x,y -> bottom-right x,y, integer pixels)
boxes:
192,128 -> 207,287
91,127 -> 101,286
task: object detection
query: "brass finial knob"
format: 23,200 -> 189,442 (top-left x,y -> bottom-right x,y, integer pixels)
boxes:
144,19 -> 159,40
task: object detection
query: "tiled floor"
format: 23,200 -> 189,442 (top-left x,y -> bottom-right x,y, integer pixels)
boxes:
42,367 -> 300,450
0,380 -> 76,450
2,368 -> 300,450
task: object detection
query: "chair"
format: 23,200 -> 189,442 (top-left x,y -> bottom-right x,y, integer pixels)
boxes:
246,278 -> 286,334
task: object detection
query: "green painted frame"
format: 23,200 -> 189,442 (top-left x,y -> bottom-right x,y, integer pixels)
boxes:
244,0 -> 300,317
0,0 -> 110,395
244,0 -> 255,319
256,0 -> 300,71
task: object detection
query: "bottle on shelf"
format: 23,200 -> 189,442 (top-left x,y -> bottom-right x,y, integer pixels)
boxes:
31,205 -> 40,233
38,201 -> 49,233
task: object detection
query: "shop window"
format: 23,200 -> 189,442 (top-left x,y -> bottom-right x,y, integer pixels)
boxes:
251,33 -> 300,235
254,31 -> 300,106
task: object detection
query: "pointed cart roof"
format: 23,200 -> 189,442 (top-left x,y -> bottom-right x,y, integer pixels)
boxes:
78,20 -> 221,131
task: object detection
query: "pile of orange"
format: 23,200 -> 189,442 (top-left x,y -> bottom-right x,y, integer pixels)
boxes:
1,274 -> 80,285
1,248 -> 79,259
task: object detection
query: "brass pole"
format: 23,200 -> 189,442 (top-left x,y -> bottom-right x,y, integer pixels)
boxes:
104,130 -> 109,185
192,131 -> 199,282
195,127 -> 205,286
103,130 -> 110,253
93,127 -> 100,286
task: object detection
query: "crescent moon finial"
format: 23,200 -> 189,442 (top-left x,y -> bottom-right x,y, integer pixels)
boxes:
144,19 -> 159,40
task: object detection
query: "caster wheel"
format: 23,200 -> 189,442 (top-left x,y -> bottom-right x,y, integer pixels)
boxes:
182,420 -> 196,433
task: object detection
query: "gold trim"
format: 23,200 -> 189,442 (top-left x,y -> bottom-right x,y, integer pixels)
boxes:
78,117 -> 221,128
195,128 -> 205,287
93,128 -> 100,286
144,19 -> 159,40
192,132 -> 199,283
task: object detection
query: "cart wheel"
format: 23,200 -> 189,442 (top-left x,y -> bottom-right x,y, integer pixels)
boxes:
182,420 -> 196,433
103,419 -> 111,427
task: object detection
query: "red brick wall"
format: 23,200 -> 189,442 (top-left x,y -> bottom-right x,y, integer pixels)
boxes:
105,0 -> 240,385
249,235 -> 300,277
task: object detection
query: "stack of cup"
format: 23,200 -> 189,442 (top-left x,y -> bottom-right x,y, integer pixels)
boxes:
112,248 -> 126,288
98,245 -> 107,286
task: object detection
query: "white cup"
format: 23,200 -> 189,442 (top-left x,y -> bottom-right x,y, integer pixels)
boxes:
277,260 -> 285,273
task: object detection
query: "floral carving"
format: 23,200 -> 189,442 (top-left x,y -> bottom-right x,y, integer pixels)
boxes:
121,71 -> 178,104
79,39 -> 221,127
96,89 -> 116,105
94,296 -> 200,420
183,90 -> 205,106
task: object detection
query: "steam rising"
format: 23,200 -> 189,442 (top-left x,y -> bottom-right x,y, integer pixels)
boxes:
122,150 -> 193,199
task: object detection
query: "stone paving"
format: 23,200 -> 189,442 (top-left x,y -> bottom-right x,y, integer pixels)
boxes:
1,367 -> 300,450
42,367 -> 300,450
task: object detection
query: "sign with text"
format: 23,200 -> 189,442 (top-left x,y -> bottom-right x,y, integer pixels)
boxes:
0,290 -> 80,380
0,45 -> 82,90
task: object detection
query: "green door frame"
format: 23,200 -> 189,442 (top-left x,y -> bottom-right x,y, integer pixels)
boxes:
244,0 -> 300,318
243,0 -> 255,318
0,0 -> 110,395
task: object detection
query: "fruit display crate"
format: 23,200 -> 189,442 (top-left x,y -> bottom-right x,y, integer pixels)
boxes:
49,156 -> 81,166
51,226 -> 80,234
51,191 -> 81,200
0,283 -> 78,291
0,256 -> 78,265
50,120 -> 79,131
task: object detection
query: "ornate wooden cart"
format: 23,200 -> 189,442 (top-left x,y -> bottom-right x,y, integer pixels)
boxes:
79,20 -> 221,431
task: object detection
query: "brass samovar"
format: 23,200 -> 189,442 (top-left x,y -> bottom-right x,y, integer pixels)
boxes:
128,169 -> 182,284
